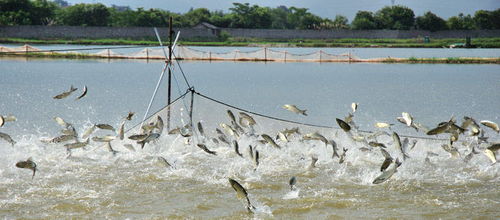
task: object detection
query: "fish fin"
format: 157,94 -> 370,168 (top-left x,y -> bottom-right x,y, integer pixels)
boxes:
302,110 -> 307,116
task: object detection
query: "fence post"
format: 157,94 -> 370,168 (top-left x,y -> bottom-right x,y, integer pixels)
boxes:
107,49 -> 110,58
209,51 -> 211,61
264,47 -> 267,61
284,51 -> 287,62
146,48 -> 149,60
319,50 -> 322,62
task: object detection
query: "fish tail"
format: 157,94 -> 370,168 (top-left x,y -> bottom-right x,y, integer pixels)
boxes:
302,110 -> 307,116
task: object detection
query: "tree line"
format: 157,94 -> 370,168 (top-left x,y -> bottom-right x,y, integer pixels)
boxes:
1,0 -> 499,31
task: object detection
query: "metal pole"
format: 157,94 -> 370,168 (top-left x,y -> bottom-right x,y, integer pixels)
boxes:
167,16 -> 173,130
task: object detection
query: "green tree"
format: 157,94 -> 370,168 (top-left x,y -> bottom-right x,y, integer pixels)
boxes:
183,8 -> 211,27
492,9 -> 500,29
351,11 -> 377,29
331,15 -> 349,29
415,11 -> 447,31
30,0 -> 58,25
58,3 -> 111,26
208,10 -> 231,27
228,3 -> 272,28
375,5 -> 415,30
0,0 -> 32,25
447,13 -> 475,30
473,10 -> 493,29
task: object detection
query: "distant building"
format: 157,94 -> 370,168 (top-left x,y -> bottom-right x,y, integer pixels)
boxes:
193,22 -> 220,36
53,0 -> 69,7
111,4 -> 131,12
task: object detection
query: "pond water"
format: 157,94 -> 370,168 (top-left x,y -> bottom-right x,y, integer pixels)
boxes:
0,54 -> 499,218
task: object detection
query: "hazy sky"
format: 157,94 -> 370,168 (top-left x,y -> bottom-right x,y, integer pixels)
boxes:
65,0 -> 499,21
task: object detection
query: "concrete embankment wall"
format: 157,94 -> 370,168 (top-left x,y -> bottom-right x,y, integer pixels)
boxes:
1,25 -> 499,40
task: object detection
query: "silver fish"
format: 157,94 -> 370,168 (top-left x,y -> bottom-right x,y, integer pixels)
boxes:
262,134 -> 281,149
368,141 -> 387,148
0,115 -> 4,127
51,134 -> 75,143
393,132 -> 409,160
196,143 -> 217,155
484,143 -> 500,164
374,122 -> 393,128
373,159 -> 402,184
336,118 -> 351,132
308,156 -> 318,169
75,85 -> 87,100
125,112 -> 135,121
282,127 -> 300,137
339,148 -> 348,164
248,145 -> 254,160
54,116 -> 69,128
82,124 -> 96,139
157,156 -> 171,168
233,140 -> 243,157
254,150 -> 260,168
96,123 -> 115,132
238,112 -> 256,126
197,121 -> 204,136
64,138 -> 89,150
228,178 -> 255,213
303,132 -> 328,146
128,134 -> 148,141
156,116 -> 164,134
283,104 -> 307,116
277,131 -> 288,142
289,176 -> 297,191
138,133 -> 160,149
351,102 -> 358,113
441,143 -> 460,158
330,139 -> 339,158
53,85 -> 77,99
92,135 -> 116,142
0,132 -> 16,146
15,157 -> 37,179
3,115 -> 16,122
480,120 -> 499,133
380,148 -> 393,172
168,127 -> 181,135
117,121 -> 125,140
401,112 -> 413,127
227,110 -> 237,124
105,142 -> 118,155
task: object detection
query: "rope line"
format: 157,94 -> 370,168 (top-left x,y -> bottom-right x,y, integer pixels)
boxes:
126,90 -> 190,133
193,91 -> 453,142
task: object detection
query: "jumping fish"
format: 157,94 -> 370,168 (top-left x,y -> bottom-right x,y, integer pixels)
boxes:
125,112 -> 135,121
228,178 -> 255,213
336,118 -> 351,132
16,157 -> 37,179
254,150 -> 260,168
330,139 -> 339,158
0,132 -> 16,146
289,176 -> 297,191
248,145 -> 254,160
117,121 -> 125,140
372,159 -> 402,184
220,123 -> 237,138
303,132 -> 328,146
282,127 -> 300,137
54,116 -> 69,128
368,141 -> 387,148
283,104 -> 307,116
75,85 -> 87,100
104,142 -> 118,155
393,132 -> 410,160
92,135 -> 116,142
51,134 -> 75,143
196,144 -> 217,155
351,102 -> 358,113
156,116 -> 164,134
480,120 -> 499,133
3,115 -> 16,122
239,112 -> 256,126
180,126 -> 193,137
138,133 -> 160,149
197,121 -> 204,136
308,156 -> 318,169
441,143 -> 460,158
233,140 -> 243,157
96,123 -> 115,132
401,112 -> 413,127
379,148 -> 393,172
339,148 -> 348,164
0,115 -> 4,127
82,124 -> 96,139
168,127 -> 181,135
375,122 -> 393,128
277,131 -> 288,143
483,143 -> 500,164
64,138 -> 89,150
128,134 -> 148,141
261,134 -> 281,149
157,156 -> 172,168
53,85 -> 77,99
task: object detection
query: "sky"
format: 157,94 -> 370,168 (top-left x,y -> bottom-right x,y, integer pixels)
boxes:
65,0 -> 500,21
